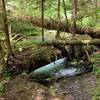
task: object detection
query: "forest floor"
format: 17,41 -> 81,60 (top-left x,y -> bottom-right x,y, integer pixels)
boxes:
0,72 -> 99,100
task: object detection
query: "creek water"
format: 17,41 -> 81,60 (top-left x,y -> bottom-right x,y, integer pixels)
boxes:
54,68 -> 77,78
29,57 -> 93,85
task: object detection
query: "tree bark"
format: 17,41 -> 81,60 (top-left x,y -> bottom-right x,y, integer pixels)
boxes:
41,0 -> 45,41
56,0 -> 61,39
53,39 -> 100,46
0,39 -> 6,72
9,15 -> 100,38
72,0 -> 78,37
38,39 -> 100,46
1,0 -> 13,55
62,0 -> 70,32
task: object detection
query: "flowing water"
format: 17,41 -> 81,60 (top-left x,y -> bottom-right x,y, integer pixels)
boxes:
54,68 -> 77,78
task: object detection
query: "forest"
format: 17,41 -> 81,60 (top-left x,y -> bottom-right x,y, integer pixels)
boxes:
0,0 -> 100,100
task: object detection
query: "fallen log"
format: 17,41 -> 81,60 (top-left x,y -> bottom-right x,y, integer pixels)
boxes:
40,39 -> 100,46
53,39 -> 100,46
9,15 -> 100,38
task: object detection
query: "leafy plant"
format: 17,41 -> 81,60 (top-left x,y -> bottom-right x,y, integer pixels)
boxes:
92,53 -> 100,75
0,83 -> 5,96
3,70 -> 11,81
92,83 -> 100,100
91,53 -> 100,100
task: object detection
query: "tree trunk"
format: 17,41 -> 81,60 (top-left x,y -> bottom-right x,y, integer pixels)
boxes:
41,0 -> 45,41
0,39 -> 6,72
53,39 -> 100,45
9,16 -> 100,38
72,0 -> 78,37
62,0 -> 70,32
95,0 -> 98,22
56,0 -> 61,39
1,0 -> 13,55
39,39 -> 100,46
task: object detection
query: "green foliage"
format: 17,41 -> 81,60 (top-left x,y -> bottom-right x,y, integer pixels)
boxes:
92,80 -> 100,100
16,38 -> 42,48
91,53 -> 100,75
93,63 -> 100,75
6,0 -> 100,29
91,53 -> 100,100
95,23 -> 100,29
3,70 -> 11,81
0,32 -> 4,38
10,20 -> 41,36
0,83 -> 5,96
0,71 -> 10,96
92,93 -> 100,100
82,17 -> 96,27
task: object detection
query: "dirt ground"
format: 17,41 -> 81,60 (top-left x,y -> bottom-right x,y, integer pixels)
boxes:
0,72 -> 98,100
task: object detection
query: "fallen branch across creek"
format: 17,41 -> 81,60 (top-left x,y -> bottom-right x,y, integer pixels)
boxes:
53,39 -> 100,46
40,39 -> 100,46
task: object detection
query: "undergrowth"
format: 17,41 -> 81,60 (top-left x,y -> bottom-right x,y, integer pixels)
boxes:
0,83 -> 5,96
91,53 -> 100,100
10,20 -> 41,36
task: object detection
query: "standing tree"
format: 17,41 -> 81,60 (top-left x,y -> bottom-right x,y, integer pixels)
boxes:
71,0 -> 78,62
56,0 -> 61,39
72,0 -> 78,37
41,0 -> 45,41
62,0 -> 70,32
0,39 -> 6,72
94,0 -> 98,22
1,0 -> 13,55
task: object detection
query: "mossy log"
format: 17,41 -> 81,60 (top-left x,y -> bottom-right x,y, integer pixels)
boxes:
39,39 -> 100,46
9,15 -> 100,38
53,39 -> 100,46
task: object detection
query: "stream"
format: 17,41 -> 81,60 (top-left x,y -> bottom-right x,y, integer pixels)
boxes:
29,57 -> 93,82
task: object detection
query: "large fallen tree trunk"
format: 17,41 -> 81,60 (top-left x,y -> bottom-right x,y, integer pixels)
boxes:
10,15 -> 100,38
40,39 -> 100,46
53,39 -> 100,46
